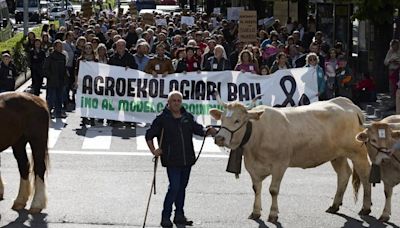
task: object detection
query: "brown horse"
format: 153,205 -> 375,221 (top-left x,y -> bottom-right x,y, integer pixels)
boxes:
0,91 -> 49,214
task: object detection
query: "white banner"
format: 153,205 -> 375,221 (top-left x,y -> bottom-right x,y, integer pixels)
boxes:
76,62 -> 318,124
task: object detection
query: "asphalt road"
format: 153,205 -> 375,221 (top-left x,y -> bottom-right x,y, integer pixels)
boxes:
1,82 -> 400,228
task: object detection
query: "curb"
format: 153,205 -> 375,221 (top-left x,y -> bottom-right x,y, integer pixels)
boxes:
15,69 -> 31,90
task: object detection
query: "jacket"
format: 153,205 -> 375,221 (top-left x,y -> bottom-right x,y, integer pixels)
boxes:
144,55 -> 174,75
109,50 -> 138,69
0,61 -> 17,91
29,48 -> 46,71
43,51 -> 68,88
204,56 -> 231,71
145,106 -> 206,167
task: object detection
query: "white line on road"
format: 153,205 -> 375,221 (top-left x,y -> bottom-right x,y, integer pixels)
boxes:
48,118 -> 67,148
2,149 -> 229,158
82,126 -> 113,150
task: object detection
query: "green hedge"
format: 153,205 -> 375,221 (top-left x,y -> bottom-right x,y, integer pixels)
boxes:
0,25 -> 43,56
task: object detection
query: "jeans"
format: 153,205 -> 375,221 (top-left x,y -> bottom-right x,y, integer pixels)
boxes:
47,87 -> 64,115
162,166 -> 192,218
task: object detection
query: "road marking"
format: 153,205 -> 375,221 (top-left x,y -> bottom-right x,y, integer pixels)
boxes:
82,126 -> 113,150
2,149 -> 229,158
48,118 -> 67,149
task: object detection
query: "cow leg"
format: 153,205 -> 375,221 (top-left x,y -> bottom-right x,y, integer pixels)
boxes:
268,167 -> 286,223
28,139 -> 48,214
248,177 -> 263,220
379,182 -> 393,222
326,157 -> 352,213
11,138 -> 31,211
351,153 -> 372,215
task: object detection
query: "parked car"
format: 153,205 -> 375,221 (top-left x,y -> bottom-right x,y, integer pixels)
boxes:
48,6 -> 68,20
51,1 -> 73,12
40,0 -> 49,19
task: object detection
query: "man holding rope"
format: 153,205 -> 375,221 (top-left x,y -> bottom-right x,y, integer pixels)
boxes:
146,91 -> 217,227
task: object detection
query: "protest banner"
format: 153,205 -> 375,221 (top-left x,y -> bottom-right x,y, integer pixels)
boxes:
155,18 -> 167,26
76,62 -> 318,125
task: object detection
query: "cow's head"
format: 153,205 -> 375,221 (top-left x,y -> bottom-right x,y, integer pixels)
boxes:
356,122 -> 400,165
209,92 -> 264,150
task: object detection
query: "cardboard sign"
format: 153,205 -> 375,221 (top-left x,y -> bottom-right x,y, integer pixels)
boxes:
227,7 -> 244,21
239,11 -> 257,44
142,13 -> 155,26
181,16 -> 195,26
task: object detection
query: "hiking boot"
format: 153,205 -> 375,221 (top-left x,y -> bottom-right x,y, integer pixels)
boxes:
160,217 -> 173,227
173,215 -> 193,226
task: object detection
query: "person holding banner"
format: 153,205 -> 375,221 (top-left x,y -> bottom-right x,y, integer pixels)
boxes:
234,49 -> 259,74
144,44 -> 174,77
174,46 -> 201,73
305,53 -> 326,100
145,91 -> 217,227
204,45 -> 231,71
108,39 -> 138,70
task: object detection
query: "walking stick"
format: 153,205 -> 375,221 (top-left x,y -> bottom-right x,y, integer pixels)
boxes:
142,129 -> 163,228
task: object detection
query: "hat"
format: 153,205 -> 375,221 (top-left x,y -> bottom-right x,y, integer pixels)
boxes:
2,52 -> 10,57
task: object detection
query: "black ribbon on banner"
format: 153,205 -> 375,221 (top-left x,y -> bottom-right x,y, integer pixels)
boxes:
273,75 -> 311,107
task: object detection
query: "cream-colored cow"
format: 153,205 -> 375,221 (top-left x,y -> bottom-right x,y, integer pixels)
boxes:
356,115 -> 400,222
210,96 -> 371,223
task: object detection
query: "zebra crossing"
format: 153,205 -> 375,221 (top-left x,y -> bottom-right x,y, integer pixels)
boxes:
12,80 -> 229,157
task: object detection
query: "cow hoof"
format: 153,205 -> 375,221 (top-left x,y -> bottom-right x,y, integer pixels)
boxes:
358,208 -> 371,216
326,206 -> 339,214
268,215 -> 278,223
28,208 -> 42,214
248,213 -> 261,220
11,203 -> 26,211
378,215 -> 390,222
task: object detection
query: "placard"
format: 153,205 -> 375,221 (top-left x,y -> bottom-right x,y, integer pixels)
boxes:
239,11 -> 257,44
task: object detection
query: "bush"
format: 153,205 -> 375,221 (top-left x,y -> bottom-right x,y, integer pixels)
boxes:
0,25 -> 43,73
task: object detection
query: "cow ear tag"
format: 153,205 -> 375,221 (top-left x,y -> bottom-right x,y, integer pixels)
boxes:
378,129 -> 386,139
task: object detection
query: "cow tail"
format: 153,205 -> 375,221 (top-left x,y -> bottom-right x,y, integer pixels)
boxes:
352,168 -> 361,202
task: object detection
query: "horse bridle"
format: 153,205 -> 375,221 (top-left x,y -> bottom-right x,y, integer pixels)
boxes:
364,140 -> 400,164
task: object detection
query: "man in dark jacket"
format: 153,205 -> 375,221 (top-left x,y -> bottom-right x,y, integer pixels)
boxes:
146,91 -> 216,227
0,52 -> 18,93
108,39 -> 138,69
43,40 -> 68,118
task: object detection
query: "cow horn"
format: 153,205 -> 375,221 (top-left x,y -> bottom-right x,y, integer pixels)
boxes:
214,90 -> 227,108
246,94 -> 264,110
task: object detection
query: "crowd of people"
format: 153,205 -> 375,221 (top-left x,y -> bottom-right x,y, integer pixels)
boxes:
0,6 -> 381,120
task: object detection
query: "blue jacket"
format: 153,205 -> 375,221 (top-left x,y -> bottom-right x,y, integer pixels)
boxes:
306,64 -> 326,95
145,106 -> 206,167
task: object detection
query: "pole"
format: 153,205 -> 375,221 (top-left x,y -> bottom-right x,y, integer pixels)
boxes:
23,0 -> 28,36
142,129 -> 164,228
287,0 -> 290,23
